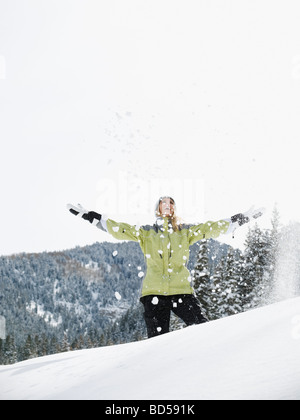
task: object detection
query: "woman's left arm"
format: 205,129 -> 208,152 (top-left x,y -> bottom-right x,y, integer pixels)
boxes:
104,218 -> 142,242
188,219 -> 230,244
188,206 -> 265,245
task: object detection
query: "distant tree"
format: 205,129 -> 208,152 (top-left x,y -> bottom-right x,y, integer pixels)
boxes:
193,239 -> 212,319
49,336 -> 61,355
242,223 -> 275,309
213,247 -> 243,318
22,334 -> 34,360
61,332 -> 70,352
4,335 -> 18,364
40,334 -> 49,356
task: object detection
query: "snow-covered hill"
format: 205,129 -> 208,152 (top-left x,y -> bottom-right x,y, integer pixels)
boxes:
1,297 -> 300,400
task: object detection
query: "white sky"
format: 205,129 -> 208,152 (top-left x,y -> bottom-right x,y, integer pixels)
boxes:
1,0 -> 300,256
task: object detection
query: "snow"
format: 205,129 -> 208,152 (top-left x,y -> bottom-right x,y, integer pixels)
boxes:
114,292 -> 122,301
1,297 -> 300,400
151,297 -> 159,305
26,301 -> 62,328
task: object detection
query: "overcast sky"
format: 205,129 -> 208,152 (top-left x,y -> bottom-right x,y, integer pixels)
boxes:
1,0 -> 300,256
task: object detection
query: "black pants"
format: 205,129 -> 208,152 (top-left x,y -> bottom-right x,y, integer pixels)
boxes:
140,294 -> 208,338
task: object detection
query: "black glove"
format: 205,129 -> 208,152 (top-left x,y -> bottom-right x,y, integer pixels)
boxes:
231,206 -> 265,227
82,211 -> 101,224
67,204 -> 102,225
231,213 -> 249,226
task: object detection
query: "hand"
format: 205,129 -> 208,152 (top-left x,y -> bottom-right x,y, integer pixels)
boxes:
82,211 -> 102,224
67,203 -> 102,225
231,206 -> 265,226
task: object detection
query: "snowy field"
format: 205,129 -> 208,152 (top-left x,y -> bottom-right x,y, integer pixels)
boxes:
0,297 -> 300,400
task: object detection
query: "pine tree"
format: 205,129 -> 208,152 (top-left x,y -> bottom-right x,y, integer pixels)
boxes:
234,249 -> 246,309
218,247 -> 243,317
206,247 -> 242,319
193,239 -> 212,319
34,335 -> 41,357
209,255 -> 225,319
4,335 -> 18,364
242,224 -> 274,309
22,334 -> 35,361
99,333 -> 106,347
61,331 -> 70,352
40,334 -> 49,356
49,336 -> 61,354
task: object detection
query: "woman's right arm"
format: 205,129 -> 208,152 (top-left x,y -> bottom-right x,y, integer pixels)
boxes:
67,203 -> 142,242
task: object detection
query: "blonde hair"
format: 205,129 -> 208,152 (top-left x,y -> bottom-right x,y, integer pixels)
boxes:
169,214 -> 182,232
155,197 -> 182,232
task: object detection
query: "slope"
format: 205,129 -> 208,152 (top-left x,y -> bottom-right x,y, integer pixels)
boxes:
1,297 -> 300,400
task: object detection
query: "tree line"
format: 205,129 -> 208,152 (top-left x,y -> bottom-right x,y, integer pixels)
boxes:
0,306 -> 146,364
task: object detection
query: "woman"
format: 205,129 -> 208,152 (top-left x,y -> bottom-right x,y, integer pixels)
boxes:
67,198 -> 263,338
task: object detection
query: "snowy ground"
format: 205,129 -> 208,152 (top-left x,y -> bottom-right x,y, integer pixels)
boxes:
1,297 -> 300,400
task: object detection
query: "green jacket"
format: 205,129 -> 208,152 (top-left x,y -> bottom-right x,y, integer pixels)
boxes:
105,217 -> 230,297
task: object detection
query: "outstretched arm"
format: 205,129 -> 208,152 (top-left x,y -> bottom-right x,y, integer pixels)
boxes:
67,203 -> 141,241
188,206 -> 265,244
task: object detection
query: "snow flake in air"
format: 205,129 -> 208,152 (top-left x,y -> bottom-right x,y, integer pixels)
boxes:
112,250 -> 118,257
114,291 -> 122,301
151,296 -> 159,305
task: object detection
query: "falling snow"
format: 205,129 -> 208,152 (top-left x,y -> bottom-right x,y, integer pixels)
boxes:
114,291 -> 122,301
151,296 -> 159,305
